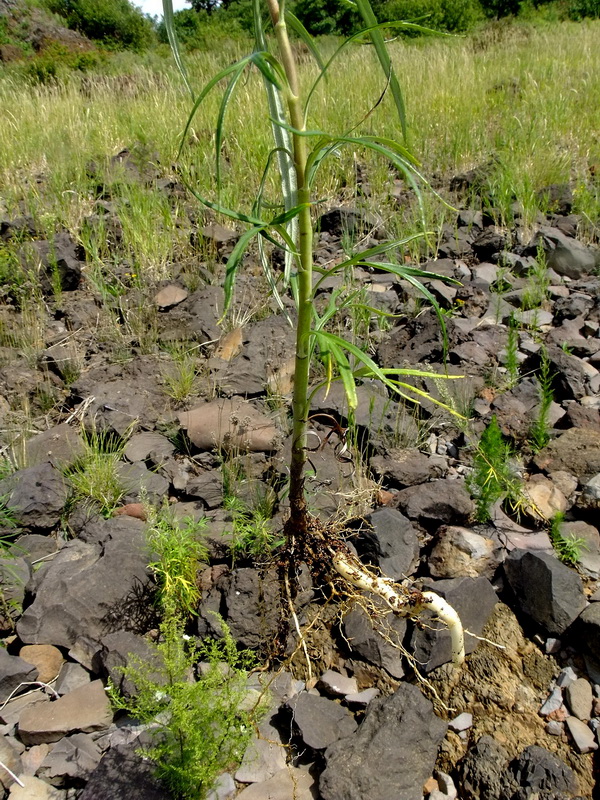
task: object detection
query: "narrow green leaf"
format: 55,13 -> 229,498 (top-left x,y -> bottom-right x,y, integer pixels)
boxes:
285,11 -> 326,73
313,332 -> 358,410
222,226 -> 264,318
216,62 -> 247,198
162,0 -> 193,101
353,0 -> 407,139
184,182 -> 267,226
177,55 -> 254,160
250,51 -> 285,90
269,203 -> 311,225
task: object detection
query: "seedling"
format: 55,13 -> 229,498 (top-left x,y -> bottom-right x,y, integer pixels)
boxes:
529,345 -> 554,452
549,512 -> 586,567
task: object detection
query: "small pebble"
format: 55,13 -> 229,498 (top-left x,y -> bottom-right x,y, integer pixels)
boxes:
557,666 -> 578,688
318,669 -> 358,698
436,771 -> 457,799
344,688 -> 380,707
449,712 -> 473,732
546,720 -> 563,736
545,638 -> 562,655
540,687 -> 563,716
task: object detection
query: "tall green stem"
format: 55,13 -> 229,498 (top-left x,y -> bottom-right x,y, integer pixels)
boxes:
266,0 -> 312,524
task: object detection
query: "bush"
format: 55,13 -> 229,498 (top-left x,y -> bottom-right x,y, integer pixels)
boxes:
156,8 -> 246,50
382,0 -> 483,31
45,0 -> 155,51
567,0 -> 600,18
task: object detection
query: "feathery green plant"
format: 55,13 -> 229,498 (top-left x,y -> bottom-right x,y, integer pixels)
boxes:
549,511 -> 586,566
468,415 -> 524,523
504,313 -> 520,388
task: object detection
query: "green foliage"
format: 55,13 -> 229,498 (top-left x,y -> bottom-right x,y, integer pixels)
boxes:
222,462 -> 281,561
479,0 -> 524,17
156,8 -> 246,50
146,504 -> 209,618
567,0 -> 600,18
109,614 -> 258,800
468,416 -> 524,522
161,344 -> 199,404
521,247 -> 549,311
45,0 -> 155,51
549,512 -> 586,565
381,0 -> 483,32
529,345 -> 554,452
64,427 -> 128,516
504,313 -> 520,387
23,44 -> 102,84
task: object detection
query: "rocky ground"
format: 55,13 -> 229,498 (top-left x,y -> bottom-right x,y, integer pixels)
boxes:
1,155 -> 600,799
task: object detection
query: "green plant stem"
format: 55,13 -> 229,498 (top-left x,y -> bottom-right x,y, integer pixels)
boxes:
267,0 -> 313,524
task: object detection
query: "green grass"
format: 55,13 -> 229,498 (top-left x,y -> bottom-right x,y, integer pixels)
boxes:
64,426 -> 129,516
549,511 -> 586,566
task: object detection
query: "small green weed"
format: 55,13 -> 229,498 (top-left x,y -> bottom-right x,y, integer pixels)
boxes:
146,503 -> 208,618
109,614 -> 258,800
529,346 -> 554,452
549,512 -> 586,566
161,344 -> 199,404
64,427 -> 129,516
521,247 -> 550,311
468,415 -> 525,523
224,494 -> 281,563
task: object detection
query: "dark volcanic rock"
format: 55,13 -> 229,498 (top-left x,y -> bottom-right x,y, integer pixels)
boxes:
458,735 -> 511,800
0,462 -> 68,529
507,745 -> 579,799
17,518 -> 151,648
393,479 -> 474,526
574,603 -> 600,664
534,428 -> 600,483
79,743 -> 168,800
370,449 -> 447,487
319,683 -> 447,800
0,647 -> 38,702
355,507 -> 420,580
532,226 -> 596,279
287,691 -> 357,750
503,549 -> 586,635
343,601 -> 406,679
19,231 -> 83,293
410,576 -> 498,672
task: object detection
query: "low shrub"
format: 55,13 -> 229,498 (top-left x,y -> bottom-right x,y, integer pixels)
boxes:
44,0 -> 155,51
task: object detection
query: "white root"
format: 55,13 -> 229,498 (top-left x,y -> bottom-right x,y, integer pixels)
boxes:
332,551 -> 465,667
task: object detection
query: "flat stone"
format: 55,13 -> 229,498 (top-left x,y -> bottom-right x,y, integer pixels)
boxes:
344,688 -> 379,707
7,775 -> 63,799
503,549 -> 586,635
535,428 -> 600,482
556,666 -> 578,688
22,424 -> 85,469
318,670 -> 358,698
0,462 -> 69,529
0,649 -> 38,704
54,663 -> 91,696
18,646 -> 63,685
207,773 -> 236,800
18,680 -> 112,745
37,732 -> 102,784
236,768 -> 315,800
123,432 -> 175,463
78,742 -> 167,800
429,526 -> 502,580
320,683 -> 447,800
449,712 -> 473,732
394,479 -> 474,526
287,692 -> 357,750
235,717 -> 287,784
540,686 -> 564,716
565,716 -> 598,753
154,284 -> 188,309
180,399 -> 280,453
524,476 -> 567,520
565,678 -> 593,721
0,736 -> 22,790
343,602 -> 406,679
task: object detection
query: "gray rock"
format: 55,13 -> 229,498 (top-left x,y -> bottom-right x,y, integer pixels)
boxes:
342,601 -> 406,679
508,744 -> 580,795
565,678 -> 593,720
54,663 -> 91,696
180,399 -> 280,453
0,736 -> 22,790
556,667 -> 578,688
0,648 -> 38,704
318,670 -> 358,698
0,463 -> 68,529
7,775 -> 64,799
18,680 -> 112,745
503,549 -> 587,635
565,716 -> 598,754
458,735 -> 510,800
235,716 -> 287,784
449,712 -> 473,732
207,773 -> 236,800
429,526 -> 502,580
0,556 -> 30,629
37,732 -> 102,785
411,576 -> 498,672
78,743 -> 167,800
186,470 -> 224,509
17,521 -> 151,648
319,683 -> 447,800
344,688 -> 379,707
539,687 -> 563,717
287,691 -> 357,750
22,425 -> 85,469
370,450 -> 447,487
534,226 -> 596,279
534,427 -> 600,482
117,461 -> 170,502
123,432 -> 175,463
575,603 -> 600,663
93,631 -> 163,698
358,507 -> 420,579
236,767 -> 315,800
394,479 -> 474,526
